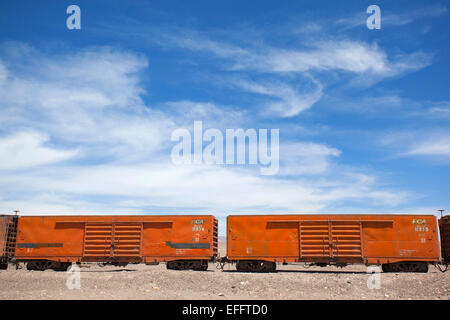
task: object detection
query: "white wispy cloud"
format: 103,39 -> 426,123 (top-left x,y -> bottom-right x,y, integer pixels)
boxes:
0,162 -> 407,214
0,43 -> 410,217
403,138 -> 450,157
234,78 -> 323,117
0,132 -> 78,170
321,93 -> 450,121
381,130 -> 450,160
162,29 -> 432,77
168,33 -> 248,59
427,101 -> 450,118
279,142 -> 341,176
95,15 -> 434,118
240,41 -> 393,75
0,44 -> 174,161
156,30 -> 432,116
163,100 -> 245,128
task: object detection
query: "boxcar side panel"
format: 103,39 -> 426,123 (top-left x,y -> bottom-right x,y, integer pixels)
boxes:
228,218 -> 299,258
15,217 -> 85,261
227,215 -> 440,265
142,216 -> 215,261
15,215 -> 216,263
362,216 -> 439,263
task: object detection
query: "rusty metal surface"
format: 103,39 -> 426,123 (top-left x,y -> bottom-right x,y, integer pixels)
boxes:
439,216 -> 450,264
0,216 -> 6,257
0,215 -> 18,264
15,215 -> 217,264
227,214 -> 440,265
0,215 -> 7,259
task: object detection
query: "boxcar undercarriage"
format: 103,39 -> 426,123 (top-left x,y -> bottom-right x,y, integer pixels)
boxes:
16,258 -> 210,271
230,260 -> 431,273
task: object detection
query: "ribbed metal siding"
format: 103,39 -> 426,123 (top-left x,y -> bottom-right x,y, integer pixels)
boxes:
83,223 -> 113,257
299,221 -> 362,259
331,222 -> 362,258
113,223 -> 142,257
300,221 -> 330,257
83,223 -> 142,258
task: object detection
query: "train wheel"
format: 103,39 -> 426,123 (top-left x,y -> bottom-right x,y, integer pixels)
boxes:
382,262 -> 428,273
192,265 -> 208,271
381,264 -> 391,272
407,262 -> 428,273
40,261 -> 54,271
53,262 -> 72,271
28,261 -> 46,270
166,261 -> 177,270
236,261 -> 276,273
236,261 -> 260,272
26,261 -> 44,270
167,260 -> 188,270
26,261 -> 70,271
167,260 -> 208,271
235,261 -> 248,272
192,260 -> 208,271
263,262 -> 276,272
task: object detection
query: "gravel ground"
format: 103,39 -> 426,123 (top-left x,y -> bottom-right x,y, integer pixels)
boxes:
0,261 -> 448,300
1,241 -> 448,300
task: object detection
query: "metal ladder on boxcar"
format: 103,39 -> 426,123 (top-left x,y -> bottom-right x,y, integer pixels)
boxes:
0,216 -> 18,269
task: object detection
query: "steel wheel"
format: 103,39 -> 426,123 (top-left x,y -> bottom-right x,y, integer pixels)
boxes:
382,262 -> 428,273
236,261 -> 276,273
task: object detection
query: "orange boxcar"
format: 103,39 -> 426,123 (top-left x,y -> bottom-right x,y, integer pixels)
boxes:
439,215 -> 450,264
13,215 -> 218,271
227,214 -> 440,272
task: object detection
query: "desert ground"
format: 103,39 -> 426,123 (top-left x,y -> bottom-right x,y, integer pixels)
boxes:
0,261 -> 448,300
1,241 -> 449,300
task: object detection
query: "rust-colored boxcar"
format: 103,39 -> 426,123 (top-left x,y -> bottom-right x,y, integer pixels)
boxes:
439,215 -> 450,264
227,214 -> 440,272
13,215 -> 217,271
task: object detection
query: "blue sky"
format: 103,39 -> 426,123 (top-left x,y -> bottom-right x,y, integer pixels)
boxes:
0,1 -> 449,233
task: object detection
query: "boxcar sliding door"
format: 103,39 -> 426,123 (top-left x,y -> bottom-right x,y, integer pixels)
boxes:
83,222 -> 143,260
299,220 -> 363,262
